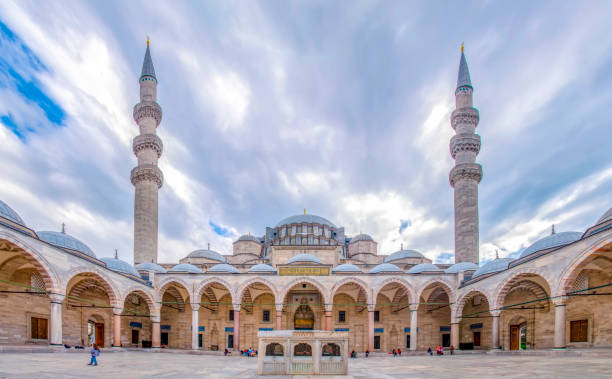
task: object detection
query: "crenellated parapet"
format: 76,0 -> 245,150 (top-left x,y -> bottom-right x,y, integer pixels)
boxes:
133,101 -> 163,126
133,134 -> 163,158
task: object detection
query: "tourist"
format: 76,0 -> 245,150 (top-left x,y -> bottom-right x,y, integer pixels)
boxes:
397,348 -> 401,356
450,345 -> 454,355
88,343 -> 100,366
350,350 -> 356,358
224,348 -> 228,356
392,348 -> 397,357
427,347 -> 433,356
365,349 -> 369,358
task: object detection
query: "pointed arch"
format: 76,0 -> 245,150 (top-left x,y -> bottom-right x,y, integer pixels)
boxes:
235,277 -> 278,305
195,278 -> 235,303
454,289 -> 491,319
493,269 -> 552,310
279,277 -> 330,305
122,287 -> 157,314
416,279 -> 455,304
156,277 -> 191,303
65,266 -> 121,308
373,277 -> 416,305
330,277 -> 371,306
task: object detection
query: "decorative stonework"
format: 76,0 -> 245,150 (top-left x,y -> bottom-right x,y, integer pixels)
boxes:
451,108 -> 479,130
450,134 -> 481,159
133,134 -> 163,158
133,101 -> 162,126
130,164 -> 164,188
449,163 -> 482,187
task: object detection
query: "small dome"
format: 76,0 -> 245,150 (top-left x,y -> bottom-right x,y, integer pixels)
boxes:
596,208 -> 612,225
135,262 -> 167,273
100,257 -> 141,278
169,263 -> 203,274
236,234 -> 261,243
369,263 -> 403,274
332,263 -> 362,273
349,234 -> 373,243
407,263 -> 442,274
0,200 -> 25,226
472,258 -> 514,278
445,262 -> 479,274
38,231 -> 96,258
186,249 -> 227,263
519,231 -> 582,259
248,264 -> 277,273
276,214 -> 335,228
384,249 -> 424,263
288,253 -> 322,265
208,263 -> 240,274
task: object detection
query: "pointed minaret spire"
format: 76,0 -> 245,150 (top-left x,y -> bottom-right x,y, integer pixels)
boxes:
457,44 -> 472,89
140,38 -> 156,80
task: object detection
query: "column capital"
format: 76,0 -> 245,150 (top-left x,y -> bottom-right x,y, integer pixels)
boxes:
233,303 -> 241,312
553,296 -> 568,306
367,304 -> 376,312
490,310 -> 501,317
409,303 -> 419,312
49,293 -> 65,304
113,307 -> 123,316
191,304 -> 200,311
275,303 -> 284,312
324,303 -> 333,312
151,315 -> 160,323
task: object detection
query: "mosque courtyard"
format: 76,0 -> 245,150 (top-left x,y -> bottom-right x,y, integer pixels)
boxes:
0,350 -> 611,378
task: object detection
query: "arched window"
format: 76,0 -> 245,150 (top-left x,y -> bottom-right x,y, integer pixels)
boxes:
321,343 -> 341,356
293,343 -> 312,356
265,343 -> 284,356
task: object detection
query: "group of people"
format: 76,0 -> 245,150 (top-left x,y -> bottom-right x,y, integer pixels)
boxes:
242,347 -> 258,357
391,348 -> 402,357
427,345 -> 455,356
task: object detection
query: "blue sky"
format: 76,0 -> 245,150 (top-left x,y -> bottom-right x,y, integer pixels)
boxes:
0,1 -> 610,264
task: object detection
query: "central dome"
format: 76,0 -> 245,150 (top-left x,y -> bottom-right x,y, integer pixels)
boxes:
186,249 -> 227,263
276,214 -> 335,228
38,231 -> 96,258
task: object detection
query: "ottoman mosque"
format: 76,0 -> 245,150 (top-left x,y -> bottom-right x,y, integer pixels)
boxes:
0,41 -> 610,355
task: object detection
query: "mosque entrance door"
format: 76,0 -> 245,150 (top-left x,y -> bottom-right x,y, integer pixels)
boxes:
294,300 -> 315,330
95,323 -> 104,347
510,325 -> 519,350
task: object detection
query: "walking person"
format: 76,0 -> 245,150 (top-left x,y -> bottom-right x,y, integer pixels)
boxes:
88,343 -> 100,366
450,345 -> 454,355
397,348 -> 401,356
392,348 -> 397,357
427,346 -> 433,356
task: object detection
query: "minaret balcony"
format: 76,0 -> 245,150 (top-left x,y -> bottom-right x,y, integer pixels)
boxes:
450,134 -> 481,159
133,101 -> 162,126
133,134 -> 163,158
131,164 -> 164,188
450,108 -> 479,130
449,163 -> 482,187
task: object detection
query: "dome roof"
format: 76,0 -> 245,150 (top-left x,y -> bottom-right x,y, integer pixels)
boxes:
236,234 -> 261,243
187,249 -> 227,263
169,263 -> 203,274
100,257 -> 141,278
444,262 -> 479,274
276,214 -> 335,228
0,200 -> 25,226
332,263 -> 362,273
472,258 -> 513,278
596,208 -> 612,225
407,263 -> 442,274
37,231 -> 96,258
287,253 -> 322,265
349,234 -> 373,243
384,249 -> 424,263
519,231 -> 582,259
134,262 -> 167,273
248,264 -> 277,273
369,263 -> 403,274
208,263 -> 240,274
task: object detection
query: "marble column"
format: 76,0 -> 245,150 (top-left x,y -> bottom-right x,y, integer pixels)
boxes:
49,294 -> 65,346
325,310 -> 332,331
451,323 -> 459,349
367,309 -> 374,351
192,304 -> 200,350
409,304 -> 418,350
233,307 -> 240,351
554,299 -> 567,349
151,310 -> 161,349
491,311 -> 500,349
112,308 -> 122,347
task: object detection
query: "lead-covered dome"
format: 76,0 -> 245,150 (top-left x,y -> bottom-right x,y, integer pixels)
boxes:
519,231 -> 582,259
38,231 -> 96,258
248,264 -> 277,274
100,257 -> 141,278
288,253 -> 322,265
208,263 -> 240,274
369,263 -> 402,274
332,263 -> 362,273
349,234 -> 373,243
135,262 -> 167,273
186,249 -> 227,263
276,214 -> 335,228
445,262 -> 479,274
407,263 -> 442,274
596,208 -> 612,225
472,258 -> 513,278
169,263 -> 203,274
236,234 -> 261,243
0,200 -> 25,226
384,249 -> 424,263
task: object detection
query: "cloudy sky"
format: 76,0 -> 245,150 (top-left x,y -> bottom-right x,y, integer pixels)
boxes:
1,1 -> 610,265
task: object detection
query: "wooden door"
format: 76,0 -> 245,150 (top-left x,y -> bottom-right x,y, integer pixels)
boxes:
510,325 -> 519,350
473,331 -> 481,347
95,323 -> 105,347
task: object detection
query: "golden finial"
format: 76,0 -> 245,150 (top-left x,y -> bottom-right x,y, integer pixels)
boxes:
248,231 -> 251,236
147,36 -> 150,46
461,42 -> 464,53
304,208 -> 306,215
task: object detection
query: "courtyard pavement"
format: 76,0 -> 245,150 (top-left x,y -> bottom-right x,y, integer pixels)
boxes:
0,350 -> 611,378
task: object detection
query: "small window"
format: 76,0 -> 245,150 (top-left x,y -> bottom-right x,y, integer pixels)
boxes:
338,311 -> 346,323
322,343 -> 341,356
131,329 -> 139,344
266,342 -> 284,356
374,311 -> 380,322
229,310 -> 234,321
294,343 -> 312,356
31,317 -> 48,340
263,310 -> 270,322
570,320 -> 588,342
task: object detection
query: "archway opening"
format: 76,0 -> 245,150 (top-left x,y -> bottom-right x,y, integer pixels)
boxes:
159,281 -> 191,349
331,282 -> 368,352
121,291 -> 153,348
418,283 -> 452,350
239,281 -> 276,349
374,282 -> 412,351
197,281 -> 232,351
458,291 -> 491,350
282,281 -> 325,331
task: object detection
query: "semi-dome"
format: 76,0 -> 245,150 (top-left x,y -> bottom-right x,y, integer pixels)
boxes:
384,249 -> 424,263
135,262 -> 167,273
169,263 -> 203,274
287,253 -> 323,265
472,258 -> 513,278
596,208 -> 612,225
208,263 -> 240,274
332,263 -> 362,273
519,231 -> 582,259
236,234 -> 261,243
369,263 -> 402,274
276,214 -> 335,228
445,262 -> 479,274
349,234 -> 373,243
407,263 -> 442,274
0,200 -> 25,226
38,231 -> 96,258
248,264 -> 277,273
186,249 -> 227,263
100,257 -> 141,278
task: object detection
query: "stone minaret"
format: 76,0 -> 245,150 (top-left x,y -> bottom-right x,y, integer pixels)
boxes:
131,39 -> 163,264
449,46 -> 482,264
